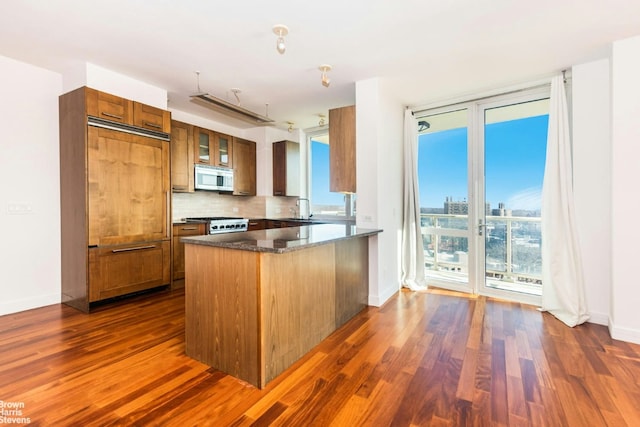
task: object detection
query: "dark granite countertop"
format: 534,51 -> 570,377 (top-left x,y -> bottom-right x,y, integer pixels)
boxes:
181,223 -> 382,254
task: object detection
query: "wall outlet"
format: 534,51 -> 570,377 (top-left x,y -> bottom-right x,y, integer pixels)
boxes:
275,208 -> 282,214
232,207 -> 239,213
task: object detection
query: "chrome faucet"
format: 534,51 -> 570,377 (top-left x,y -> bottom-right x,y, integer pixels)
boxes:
296,198 -> 310,219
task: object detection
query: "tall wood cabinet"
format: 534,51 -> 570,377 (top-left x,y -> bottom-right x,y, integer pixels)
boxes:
329,105 -> 356,193
272,140 -> 300,196
60,86 -> 172,312
171,120 -> 194,192
233,138 -> 257,196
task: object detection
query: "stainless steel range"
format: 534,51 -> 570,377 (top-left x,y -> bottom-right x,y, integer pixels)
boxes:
185,217 -> 249,234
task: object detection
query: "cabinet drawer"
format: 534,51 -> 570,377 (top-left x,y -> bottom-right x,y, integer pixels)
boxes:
86,88 -> 133,124
247,219 -> 265,231
89,241 -> 170,302
134,102 -> 171,133
173,223 -> 206,236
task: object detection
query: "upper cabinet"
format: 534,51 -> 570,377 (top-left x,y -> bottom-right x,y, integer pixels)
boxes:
86,89 -> 133,124
85,87 -> 170,133
134,102 -> 171,133
233,138 -> 257,196
194,127 -> 233,168
171,120 -> 194,192
273,140 -> 300,197
329,105 -> 356,193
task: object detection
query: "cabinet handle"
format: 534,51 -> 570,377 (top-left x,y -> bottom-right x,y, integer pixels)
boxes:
166,192 -> 171,238
112,245 -> 156,253
101,112 -> 123,120
181,226 -> 198,230
143,121 -> 162,129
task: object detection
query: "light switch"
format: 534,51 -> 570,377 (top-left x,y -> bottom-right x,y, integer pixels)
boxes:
7,203 -> 33,215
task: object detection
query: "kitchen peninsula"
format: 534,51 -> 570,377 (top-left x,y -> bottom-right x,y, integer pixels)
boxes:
182,223 -> 382,388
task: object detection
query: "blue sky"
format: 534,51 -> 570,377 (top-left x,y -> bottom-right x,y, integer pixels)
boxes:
418,115 -> 549,211
311,141 -> 344,205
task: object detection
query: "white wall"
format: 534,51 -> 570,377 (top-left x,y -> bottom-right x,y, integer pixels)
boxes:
0,55 -> 62,315
63,63 -> 167,109
356,78 -> 404,306
610,35 -> 640,344
572,58 -> 611,326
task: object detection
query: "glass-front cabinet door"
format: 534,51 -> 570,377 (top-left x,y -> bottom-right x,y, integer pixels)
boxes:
194,128 -> 233,168
215,132 -> 232,167
195,127 -> 212,164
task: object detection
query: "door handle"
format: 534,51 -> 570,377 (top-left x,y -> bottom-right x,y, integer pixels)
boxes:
478,219 -> 486,236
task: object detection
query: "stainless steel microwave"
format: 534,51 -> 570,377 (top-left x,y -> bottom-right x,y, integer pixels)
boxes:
194,164 -> 234,192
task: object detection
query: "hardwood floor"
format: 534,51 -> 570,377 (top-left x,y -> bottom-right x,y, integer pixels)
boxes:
1,288 -> 639,426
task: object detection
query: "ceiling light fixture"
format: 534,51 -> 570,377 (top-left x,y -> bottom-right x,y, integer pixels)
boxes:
190,72 -> 274,125
273,24 -> 289,54
319,64 -> 332,88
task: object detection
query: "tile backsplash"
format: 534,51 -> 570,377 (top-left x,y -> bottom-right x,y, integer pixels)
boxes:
172,191 -> 298,220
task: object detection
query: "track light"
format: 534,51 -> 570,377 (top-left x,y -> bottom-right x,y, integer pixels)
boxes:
319,64 -> 332,88
318,114 -> 326,126
273,24 -> 289,54
287,121 -> 294,132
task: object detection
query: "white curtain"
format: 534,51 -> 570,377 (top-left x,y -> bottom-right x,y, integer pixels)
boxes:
401,108 -> 428,290
541,74 -> 589,327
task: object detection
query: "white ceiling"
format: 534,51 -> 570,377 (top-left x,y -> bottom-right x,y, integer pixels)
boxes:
1,0 -> 639,130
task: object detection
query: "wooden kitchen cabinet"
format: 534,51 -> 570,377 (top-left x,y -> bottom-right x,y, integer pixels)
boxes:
171,120 -> 194,192
85,88 -> 133,124
194,127 -> 233,168
87,126 -> 170,246
172,222 -> 206,284
233,137 -> 256,196
84,86 -> 170,133
247,219 -> 266,231
134,102 -> 171,133
89,241 -> 170,302
272,140 -> 300,196
60,86 -> 172,312
329,105 -> 356,193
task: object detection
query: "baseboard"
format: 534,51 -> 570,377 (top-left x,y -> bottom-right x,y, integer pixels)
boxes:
609,319 -> 640,345
586,311 -> 609,326
0,293 -> 61,317
368,286 -> 399,307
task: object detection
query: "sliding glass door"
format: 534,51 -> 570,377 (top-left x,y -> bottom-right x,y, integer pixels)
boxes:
418,87 -> 549,304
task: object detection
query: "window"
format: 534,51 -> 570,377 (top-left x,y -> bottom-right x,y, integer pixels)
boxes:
308,131 -> 355,218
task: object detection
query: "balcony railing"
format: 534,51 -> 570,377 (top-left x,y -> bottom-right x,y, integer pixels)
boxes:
420,213 -> 542,295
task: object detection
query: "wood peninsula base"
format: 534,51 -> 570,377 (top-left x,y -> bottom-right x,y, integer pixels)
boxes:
183,225 -> 380,388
